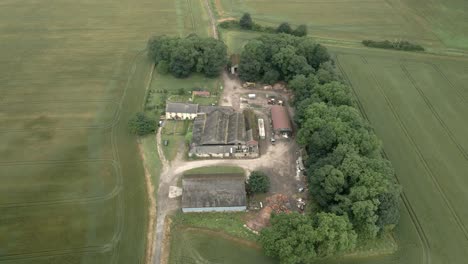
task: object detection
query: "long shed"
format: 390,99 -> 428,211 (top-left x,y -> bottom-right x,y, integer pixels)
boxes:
271,106 -> 292,136
182,173 -> 247,212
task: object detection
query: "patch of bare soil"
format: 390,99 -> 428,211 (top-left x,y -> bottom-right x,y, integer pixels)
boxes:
246,206 -> 273,232
160,216 -> 172,264
214,0 -> 226,16
138,141 -> 157,264
217,17 -> 237,22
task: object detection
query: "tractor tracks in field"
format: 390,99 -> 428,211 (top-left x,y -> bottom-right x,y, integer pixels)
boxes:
400,63 -> 468,161
0,159 -> 122,208
0,50 -> 148,263
336,55 -> 431,264
366,57 -> 468,243
340,54 -> 468,253
429,63 -> 468,106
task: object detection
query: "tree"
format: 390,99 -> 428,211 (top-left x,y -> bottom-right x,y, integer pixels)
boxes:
260,212 -> 357,264
128,112 -> 156,136
240,13 -> 253,29
169,39 -> 198,78
297,103 -> 381,160
246,171 -> 270,194
276,22 -> 293,34
147,34 -> 227,78
238,40 -> 267,81
308,145 -> 400,239
272,45 -> 313,81
310,44 -> 331,69
313,212 -> 357,257
292,24 -> 307,37
198,37 -> 228,77
313,81 -> 354,107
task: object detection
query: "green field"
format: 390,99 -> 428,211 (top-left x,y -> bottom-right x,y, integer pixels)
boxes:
330,47 -> 468,264
169,226 -> 276,264
216,0 -> 468,51
0,0 -> 211,263
215,0 -> 468,263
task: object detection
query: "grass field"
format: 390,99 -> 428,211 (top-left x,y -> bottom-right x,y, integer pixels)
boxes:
215,0 -> 468,51
0,0 -> 212,263
332,47 -> 468,264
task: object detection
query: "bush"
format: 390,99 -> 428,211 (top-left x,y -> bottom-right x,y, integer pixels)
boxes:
362,39 -> 424,51
276,22 -> 293,34
219,20 -> 239,29
246,171 -> 270,194
292,24 -> 307,37
156,60 -> 169,74
240,13 -> 253,29
128,112 -> 156,136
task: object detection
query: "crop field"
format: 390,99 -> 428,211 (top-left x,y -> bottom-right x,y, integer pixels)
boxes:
332,47 -> 468,264
0,0 -> 210,263
216,0 -> 468,50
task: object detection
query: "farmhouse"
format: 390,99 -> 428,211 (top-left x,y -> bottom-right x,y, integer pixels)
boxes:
230,54 -> 240,75
189,107 -> 259,158
182,173 -> 247,213
271,105 -> 292,137
165,102 -> 198,120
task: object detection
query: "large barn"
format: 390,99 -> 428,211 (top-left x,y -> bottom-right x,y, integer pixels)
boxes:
189,107 -> 259,158
182,173 -> 247,213
271,105 -> 292,137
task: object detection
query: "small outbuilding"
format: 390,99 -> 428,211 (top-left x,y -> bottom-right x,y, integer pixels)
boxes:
165,102 -> 199,120
230,54 -> 240,75
192,90 -> 211,97
182,173 -> 247,213
271,105 -> 292,137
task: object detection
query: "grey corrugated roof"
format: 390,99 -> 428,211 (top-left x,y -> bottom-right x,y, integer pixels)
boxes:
182,173 -> 246,209
193,108 -> 247,146
166,102 -> 198,114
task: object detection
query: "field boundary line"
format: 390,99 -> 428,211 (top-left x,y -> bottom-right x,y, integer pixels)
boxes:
400,63 -> 468,160
336,54 -> 431,264
363,55 -> 468,244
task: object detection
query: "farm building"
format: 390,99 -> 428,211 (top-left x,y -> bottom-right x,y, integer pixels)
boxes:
230,54 -> 240,75
189,107 -> 259,158
165,102 -> 199,120
182,173 -> 247,213
192,90 -> 210,97
271,105 -> 292,137
258,118 -> 266,139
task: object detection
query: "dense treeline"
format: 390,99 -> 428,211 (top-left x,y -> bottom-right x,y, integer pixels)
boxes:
147,34 -> 227,78
237,34 -> 330,83
247,34 -> 402,263
362,39 -> 424,51
219,13 -> 307,37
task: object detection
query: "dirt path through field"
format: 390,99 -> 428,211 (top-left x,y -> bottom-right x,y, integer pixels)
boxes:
139,142 -> 157,264
203,0 -> 218,39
